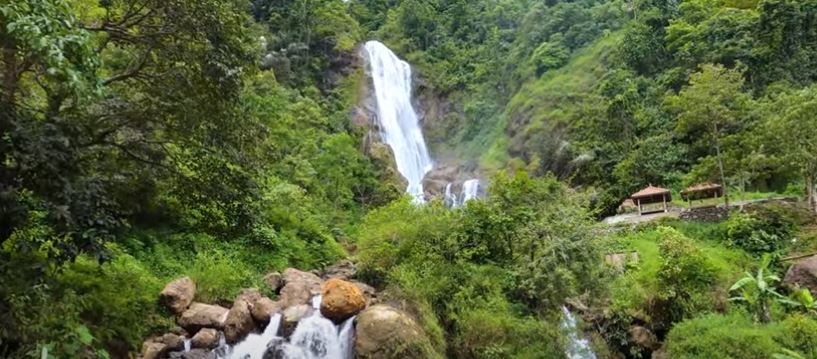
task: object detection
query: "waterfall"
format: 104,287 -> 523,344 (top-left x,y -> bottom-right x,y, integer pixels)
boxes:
223,297 -> 355,359
460,179 -> 480,204
444,183 -> 458,207
183,339 -> 192,353
364,41 -> 433,202
561,306 -> 596,359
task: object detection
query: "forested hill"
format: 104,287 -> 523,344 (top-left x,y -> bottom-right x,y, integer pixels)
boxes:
2,0 -> 817,358
363,0 -> 817,214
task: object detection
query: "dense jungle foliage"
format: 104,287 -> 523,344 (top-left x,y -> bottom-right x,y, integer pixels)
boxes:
1,0 -> 817,358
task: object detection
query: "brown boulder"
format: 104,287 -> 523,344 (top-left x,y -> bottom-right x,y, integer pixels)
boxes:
320,279 -> 366,323
354,305 -> 436,359
160,277 -> 196,314
235,288 -> 263,304
251,297 -> 282,324
178,303 -> 229,332
140,340 -> 167,359
630,325 -> 659,350
785,255 -> 817,295
278,268 -> 322,308
264,272 -> 283,292
190,328 -> 219,349
162,333 -> 184,351
352,281 -> 378,306
281,304 -> 314,338
224,299 -> 256,344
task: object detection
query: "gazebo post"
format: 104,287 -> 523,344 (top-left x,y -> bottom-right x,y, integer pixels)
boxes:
662,194 -> 668,213
637,198 -> 642,215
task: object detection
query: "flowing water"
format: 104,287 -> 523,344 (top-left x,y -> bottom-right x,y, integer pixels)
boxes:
364,41 -> 433,202
444,183 -> 458,207
220,297 -> 355,359
561,306 -> 596,359
460,179 -> 480,205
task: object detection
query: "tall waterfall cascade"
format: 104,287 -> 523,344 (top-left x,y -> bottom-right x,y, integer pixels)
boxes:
220,296 -> 355,359
561,306 -> 597,359
364,41 -> 433,202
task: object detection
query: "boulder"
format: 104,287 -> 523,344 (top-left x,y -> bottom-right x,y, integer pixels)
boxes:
178,303 -> 229,332
160,277 -> 196,314
235,288 -> 263,305
281,304 -> 314,338
162,333 -> 184,351
278,269 -> 322,308
140,340 -> 167,359
320,279 -> 366,323
785,255 -> 817,295
354,305 -> 435,359
352,281 -> 377,305
263,272 -> 284,292
629,325 -> 659,350
191,328 -> 219,349
323,260 -> 357,280
181,348 -> 216,359
251,297 -> 282,324
224,299 -> 256,344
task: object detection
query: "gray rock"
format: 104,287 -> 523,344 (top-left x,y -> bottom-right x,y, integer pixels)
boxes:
178,303 -> 229,332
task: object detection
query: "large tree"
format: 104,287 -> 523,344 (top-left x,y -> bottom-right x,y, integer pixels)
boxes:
669,63 -> 752,206
0,0 -> 259,262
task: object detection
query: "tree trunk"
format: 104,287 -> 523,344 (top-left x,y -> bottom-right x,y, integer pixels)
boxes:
807,173 -> 816,214
713,123 -> 729,207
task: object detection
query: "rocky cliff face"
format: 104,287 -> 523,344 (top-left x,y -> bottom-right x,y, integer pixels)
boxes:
352,44 -> 479,200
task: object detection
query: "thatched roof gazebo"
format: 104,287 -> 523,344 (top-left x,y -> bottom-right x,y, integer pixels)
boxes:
631,185 -> 672,215
680,182 -> 723,208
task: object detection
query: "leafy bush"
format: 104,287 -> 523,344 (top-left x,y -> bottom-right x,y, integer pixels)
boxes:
721,206 -> 797,256
666,312 -> 784,359
656,227 -> 717,323
187,250 -> 262,304
666,312 -> 817,359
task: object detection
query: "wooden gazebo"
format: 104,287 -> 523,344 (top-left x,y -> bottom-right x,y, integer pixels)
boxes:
631,185 -> 672,215
680,182 -> 723,208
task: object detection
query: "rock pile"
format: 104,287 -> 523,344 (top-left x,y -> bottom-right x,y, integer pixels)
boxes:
138,261 -> 435,358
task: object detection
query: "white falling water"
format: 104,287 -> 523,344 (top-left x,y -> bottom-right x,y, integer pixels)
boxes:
228,313 -> 284,358
443,183 -> 458,207
460,179 -> 480,205
364,41 -> 433,202
224,297 -> 355,359
183,338 -> 192,353
561,306 -> 596,359
337,316 -> 356,359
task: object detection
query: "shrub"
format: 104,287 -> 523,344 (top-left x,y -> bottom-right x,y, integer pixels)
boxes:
656,227 -> 717,323
721,206 -> 797,256
666,312 -> 783,359
187,250 -> 261,303
666,312 -> 817,359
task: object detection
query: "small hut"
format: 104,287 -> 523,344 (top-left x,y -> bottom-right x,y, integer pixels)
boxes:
631,185 -> 672,215
680,182 -> 723,208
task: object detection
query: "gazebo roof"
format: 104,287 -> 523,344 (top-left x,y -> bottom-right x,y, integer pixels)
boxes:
631,185 -> 671,199
681,182 -> 722,194
681,182 -> 723,200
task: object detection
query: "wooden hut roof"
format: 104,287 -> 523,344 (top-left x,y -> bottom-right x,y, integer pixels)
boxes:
631,185 -> 671,199
680,182 -> 723,200
681,182 -> 722,194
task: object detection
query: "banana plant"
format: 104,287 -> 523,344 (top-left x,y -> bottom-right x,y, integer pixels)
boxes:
781,288 -> 817,314
729,254 -> 784,323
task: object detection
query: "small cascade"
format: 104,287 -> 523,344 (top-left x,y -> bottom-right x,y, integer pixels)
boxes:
561,306 -> 596,359
228,313 -> 284,358
183,338 -> 192,353
364,41 -> 433,202
222,297 -> 354,359
460,179 -> 480,204
338,316 -> 356,359
443,183 -> 458,207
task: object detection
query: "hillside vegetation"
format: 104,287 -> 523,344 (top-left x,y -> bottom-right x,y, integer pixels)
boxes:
2,0 -> 817,358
